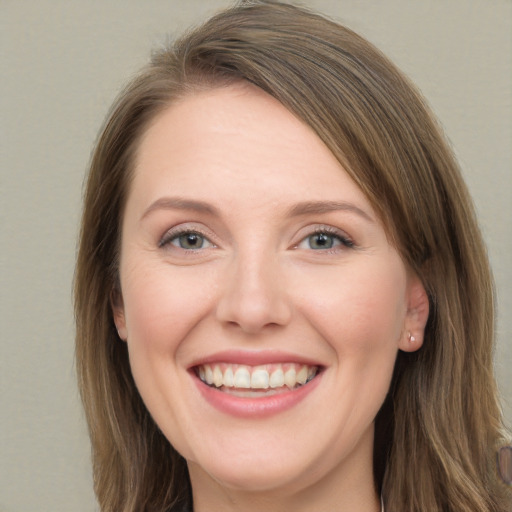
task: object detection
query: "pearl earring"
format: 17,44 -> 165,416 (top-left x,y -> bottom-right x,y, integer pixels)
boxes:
408,332 -> 416,343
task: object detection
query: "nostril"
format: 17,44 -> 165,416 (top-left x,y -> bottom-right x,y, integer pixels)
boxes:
216,290 -> 292,334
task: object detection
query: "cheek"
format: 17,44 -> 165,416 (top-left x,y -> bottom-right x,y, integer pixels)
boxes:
119,260 -> 218,441
121,260 -> 217,357
294,258 -> 407,353
350,267 -> 407,343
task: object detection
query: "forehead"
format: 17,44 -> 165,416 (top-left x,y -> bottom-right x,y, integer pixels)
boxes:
129,82 -> 375,219
135,82 -> 337,173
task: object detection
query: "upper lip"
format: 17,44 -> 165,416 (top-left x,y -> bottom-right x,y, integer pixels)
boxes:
187,349 -> 325,369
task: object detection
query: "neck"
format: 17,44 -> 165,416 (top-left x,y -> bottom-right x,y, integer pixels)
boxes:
188,427 -> 380,512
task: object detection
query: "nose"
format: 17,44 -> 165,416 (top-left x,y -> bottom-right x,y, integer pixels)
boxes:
215,251 -> 292,334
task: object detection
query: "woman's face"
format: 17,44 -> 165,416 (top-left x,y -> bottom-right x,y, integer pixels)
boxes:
114,83 -> 427,498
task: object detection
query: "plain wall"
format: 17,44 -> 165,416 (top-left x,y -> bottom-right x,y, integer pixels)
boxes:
1,1 -> 510,510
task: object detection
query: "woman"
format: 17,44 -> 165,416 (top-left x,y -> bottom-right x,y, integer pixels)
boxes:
74,1 -> 511,511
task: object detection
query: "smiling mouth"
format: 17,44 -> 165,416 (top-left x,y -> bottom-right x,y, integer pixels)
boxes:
194,363 -> 320,397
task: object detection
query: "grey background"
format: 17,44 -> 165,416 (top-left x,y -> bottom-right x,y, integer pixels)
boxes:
1,1 -> 510,510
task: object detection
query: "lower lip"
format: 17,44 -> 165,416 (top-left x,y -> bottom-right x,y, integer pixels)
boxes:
192,372 -> 322,418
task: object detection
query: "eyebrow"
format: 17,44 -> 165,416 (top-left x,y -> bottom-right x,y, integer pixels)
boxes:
141,197 -> 220,220
141,197 -> 374,223
286,200 -> 375,223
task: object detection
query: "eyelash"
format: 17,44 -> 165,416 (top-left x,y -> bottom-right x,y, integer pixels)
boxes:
158,227 -> 214,250
158,225 -> 355,252
296,227 -> 355,252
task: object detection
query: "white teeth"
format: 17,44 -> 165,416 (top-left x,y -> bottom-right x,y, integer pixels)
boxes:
296,365 -> 308,385
213,365 -> 223,387
205,365 -> 214,385
233,367 -> 251,388
269,368 -> 284,388
197,363 -> 318,391
223,366 -> 234,387
251,367 -> 270,389
284,367 -> 296,389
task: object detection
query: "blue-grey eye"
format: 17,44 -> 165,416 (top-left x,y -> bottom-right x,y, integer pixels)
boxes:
296,230 -> 353,251
170,232 -> 211,250
307,232 -> 336,249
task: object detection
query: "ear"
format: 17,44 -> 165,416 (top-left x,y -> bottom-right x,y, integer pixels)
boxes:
399,273 -> 429,353
111,288 -> 128,341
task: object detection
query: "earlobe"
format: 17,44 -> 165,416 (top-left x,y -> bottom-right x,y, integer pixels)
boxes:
111,289 -> 128,341
399,274 -> 429,353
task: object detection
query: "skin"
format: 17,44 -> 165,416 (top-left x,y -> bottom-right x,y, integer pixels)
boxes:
113,82 -> 429,512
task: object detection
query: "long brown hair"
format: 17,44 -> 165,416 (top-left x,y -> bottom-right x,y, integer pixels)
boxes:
75,1 -> 511,510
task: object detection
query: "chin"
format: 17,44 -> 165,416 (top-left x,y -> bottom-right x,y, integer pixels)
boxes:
189,455 -> 317,495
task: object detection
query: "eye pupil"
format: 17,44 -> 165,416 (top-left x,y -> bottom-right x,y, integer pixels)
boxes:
179,233 -> 203,249
309,233 -> 333,249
